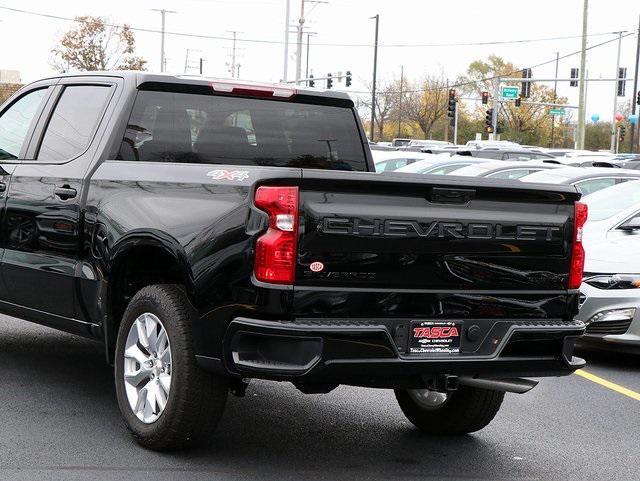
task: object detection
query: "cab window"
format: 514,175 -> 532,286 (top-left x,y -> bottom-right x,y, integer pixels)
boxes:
0,88 -> 48,160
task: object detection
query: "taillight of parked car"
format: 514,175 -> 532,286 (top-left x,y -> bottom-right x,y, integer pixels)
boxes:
254,186 -> 299,284
568,201 -> 588,289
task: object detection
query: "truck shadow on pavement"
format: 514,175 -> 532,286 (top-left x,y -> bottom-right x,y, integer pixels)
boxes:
0,318 -> 536,480
575,346 -> 640,372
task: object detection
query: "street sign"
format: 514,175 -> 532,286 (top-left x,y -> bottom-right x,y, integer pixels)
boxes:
501,86 -> 519,99
549,108 -> 566,116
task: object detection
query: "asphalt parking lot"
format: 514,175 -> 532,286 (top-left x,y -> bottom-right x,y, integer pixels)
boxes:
0,314 -> 638,481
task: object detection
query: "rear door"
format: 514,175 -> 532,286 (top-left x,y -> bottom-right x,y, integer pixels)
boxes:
2,77 -> 117,326
296,172 -> 579,291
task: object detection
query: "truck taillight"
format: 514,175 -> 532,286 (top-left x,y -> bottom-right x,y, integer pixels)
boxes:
254,186 -> 299,284
568,201 -> 588,289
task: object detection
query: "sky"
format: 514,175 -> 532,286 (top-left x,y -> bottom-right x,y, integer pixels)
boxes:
0,0 -> 639,122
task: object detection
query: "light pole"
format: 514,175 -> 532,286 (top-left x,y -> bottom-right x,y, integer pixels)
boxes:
630,15 -> 640,153
283,0 -> 290,81
295,0 -> 306,83
551,52 -> 559,148
152,9 -> 176,72
369,14 -> 379,142
610,31 -> 623,153
576,0 -> 588,149
397,65 -> 404,138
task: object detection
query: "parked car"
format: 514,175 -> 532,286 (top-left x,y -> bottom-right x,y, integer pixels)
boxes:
401,139 -> 455,152
0,71 -> 586,450
391,138 -> 412,147
451,161 -> 562,180
575,181 -> 640,353
372,151 -> 430,172
464,140 -> 520,150
521,166 -> 640,195
466,149 -> 555,161
393,155 -> 491,175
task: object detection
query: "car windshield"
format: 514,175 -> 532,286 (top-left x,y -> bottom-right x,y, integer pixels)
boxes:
520,170 -> 575,183
583,181 -> 640,221
394,155 -> 453,173
451,164 -> 490,176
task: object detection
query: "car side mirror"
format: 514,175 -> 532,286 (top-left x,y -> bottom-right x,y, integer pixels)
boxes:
618,216 -> 640,231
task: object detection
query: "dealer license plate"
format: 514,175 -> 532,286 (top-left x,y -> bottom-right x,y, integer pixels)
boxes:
409,320 -> 463,354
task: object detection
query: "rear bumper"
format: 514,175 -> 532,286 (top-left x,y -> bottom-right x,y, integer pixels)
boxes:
203,317 -> 586,389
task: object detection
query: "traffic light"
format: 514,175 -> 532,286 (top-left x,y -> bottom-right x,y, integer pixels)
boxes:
570,68 -> 579,87
636,90 -> 640,106
447,89 -> 457,118
345,71 -> 352,87
515,98 -> 522,107
617,68 -> 627,97
308,74 -> 315,88
326,73 -> 333,89
619,124 -> 626,142
481,91 -> 489,104
485,108 -> 494,133
521,68 -> 532,98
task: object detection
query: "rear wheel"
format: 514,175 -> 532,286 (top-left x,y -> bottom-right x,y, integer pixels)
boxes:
394,385 -> 504,435
114,284 -> 228,451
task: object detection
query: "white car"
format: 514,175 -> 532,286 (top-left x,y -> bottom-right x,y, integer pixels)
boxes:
372,151 -> 431,173
576,181 -> 640,353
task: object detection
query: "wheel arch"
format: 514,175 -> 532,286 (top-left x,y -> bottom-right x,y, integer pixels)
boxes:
105,230 -> 194,364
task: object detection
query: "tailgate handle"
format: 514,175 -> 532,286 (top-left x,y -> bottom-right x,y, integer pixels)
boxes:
429,187 -> 476,204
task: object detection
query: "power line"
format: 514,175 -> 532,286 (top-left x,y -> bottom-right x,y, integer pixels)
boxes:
0,4 -> 636,49
342,31 -> 639,95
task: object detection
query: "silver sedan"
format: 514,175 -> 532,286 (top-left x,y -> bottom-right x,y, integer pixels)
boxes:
577,181 -> 640,353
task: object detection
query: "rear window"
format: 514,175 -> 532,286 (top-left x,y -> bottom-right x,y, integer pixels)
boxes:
452,165 -> 490,176
117,90 -> 367,171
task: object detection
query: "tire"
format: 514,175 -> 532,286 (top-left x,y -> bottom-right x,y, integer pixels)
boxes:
114,284 -> 228,451
394,385 -> 504,435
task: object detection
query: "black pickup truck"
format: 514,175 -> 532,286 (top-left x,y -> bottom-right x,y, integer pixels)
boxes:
0,72 -> 586,450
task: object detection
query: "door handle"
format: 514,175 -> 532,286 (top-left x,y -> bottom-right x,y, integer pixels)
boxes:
54,185 -> 77,200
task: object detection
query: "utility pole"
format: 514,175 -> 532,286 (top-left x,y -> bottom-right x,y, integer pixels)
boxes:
492,77 -> 500,140
305,32 -> 317,81
283,0 -> 291,81
369,14 -> 379,142
199,58 -> 204,75
453,103 -> 459,146
152,9 -> 176,73
226,31 -> 243,78
630,16 -> 640,153
295,0 -> 306,83
397,65 -> 404,137
444,80 -> 449,143
576,0 -> 588,150
611,31 -> 623,153
551,52 -> 560,148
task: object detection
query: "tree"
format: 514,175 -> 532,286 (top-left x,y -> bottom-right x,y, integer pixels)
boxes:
51,16 -> 147,72
361,80 -> 401,141
460,55 -> 570,147
402,75 -> 449,140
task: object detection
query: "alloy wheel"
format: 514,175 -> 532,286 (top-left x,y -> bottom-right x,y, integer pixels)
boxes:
123,313 -> 172,424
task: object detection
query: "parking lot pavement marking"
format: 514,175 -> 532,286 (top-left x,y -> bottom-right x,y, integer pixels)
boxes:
575,369 -> 640,402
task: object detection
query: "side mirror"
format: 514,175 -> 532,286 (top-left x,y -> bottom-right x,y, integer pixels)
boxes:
618,216 -> 640,231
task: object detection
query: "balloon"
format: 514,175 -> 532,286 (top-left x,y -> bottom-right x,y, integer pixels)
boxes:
615,112 -> 625,122
630,114 -> 639,125
591,114 -> 600,122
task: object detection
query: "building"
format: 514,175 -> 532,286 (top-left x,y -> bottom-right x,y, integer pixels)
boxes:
0,70 -> 23,104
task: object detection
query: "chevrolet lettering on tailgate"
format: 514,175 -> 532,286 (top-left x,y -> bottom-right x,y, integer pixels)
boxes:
319,217 -> 563,241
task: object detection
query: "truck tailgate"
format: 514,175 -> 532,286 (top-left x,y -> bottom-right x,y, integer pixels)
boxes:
296,171 -> 581,291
